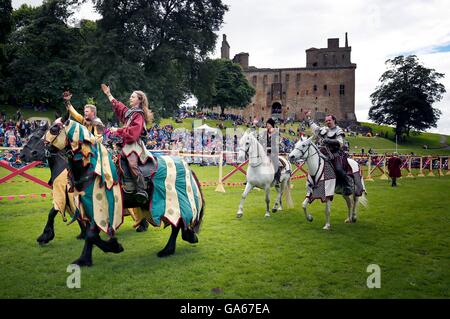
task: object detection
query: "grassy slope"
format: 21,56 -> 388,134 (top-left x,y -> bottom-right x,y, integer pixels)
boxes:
1,166 -> 449,298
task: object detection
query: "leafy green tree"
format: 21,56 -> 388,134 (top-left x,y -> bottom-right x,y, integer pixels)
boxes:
5,0 -> 88,110
79,0 -> 228,117
194,58 -> 255,116
0,0 -> 13,101
369,55 -> 446,139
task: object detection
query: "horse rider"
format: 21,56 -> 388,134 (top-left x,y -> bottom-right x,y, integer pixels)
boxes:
63,91 -> 105,143
265,118 -> 282,184
305,110 -> 352,196
101,83 -> 154,203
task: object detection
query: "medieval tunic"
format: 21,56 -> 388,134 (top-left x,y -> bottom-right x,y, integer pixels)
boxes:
67,103 -> 104,143
387,156 -> 402,178
110,99 -> 151,165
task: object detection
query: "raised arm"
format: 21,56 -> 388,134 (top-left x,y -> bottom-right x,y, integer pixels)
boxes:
63,91 -> 84,124
101,83 -> 128,123
305,110 -> 321,137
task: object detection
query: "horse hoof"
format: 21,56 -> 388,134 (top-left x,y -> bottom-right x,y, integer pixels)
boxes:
37,231 -> 55,245
307,216 -> 313,222
352,216 -> 357,223
108,238 -> 124,254
322,224 -> 331,230
71,258 -> 92,267
265,213 -> 270,218
157,248 -> 175,258
272,208 -> 277,213
76,232 -> 86,240
136,225 -> 147,232
345,218 -> 351,223
236,212 -> 243,218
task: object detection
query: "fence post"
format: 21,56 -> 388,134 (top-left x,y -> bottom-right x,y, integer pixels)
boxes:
380,156 -> 388,180
407,156 -> 414,178
215,151 -> 226,193
428,156 -> 435,176
365,154 -> 374,181
438,157 -> 444,176
446,157 -> 450,176
417,157 -> 425,177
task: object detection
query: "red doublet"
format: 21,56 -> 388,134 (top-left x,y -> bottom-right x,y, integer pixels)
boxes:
111,99 -> 145,144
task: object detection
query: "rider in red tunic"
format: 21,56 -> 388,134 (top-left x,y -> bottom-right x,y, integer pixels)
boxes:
101,84 -> 154,203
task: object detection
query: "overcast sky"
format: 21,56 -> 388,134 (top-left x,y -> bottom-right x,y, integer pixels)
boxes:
12,0 -> 450,134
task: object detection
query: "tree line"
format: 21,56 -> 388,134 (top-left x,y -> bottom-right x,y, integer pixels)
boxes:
0,0 -> 255,121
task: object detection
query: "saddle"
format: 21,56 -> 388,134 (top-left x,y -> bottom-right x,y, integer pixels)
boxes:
117,154 -> 158,205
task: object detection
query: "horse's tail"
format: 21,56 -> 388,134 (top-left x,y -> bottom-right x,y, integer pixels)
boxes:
358,192 -> 368,208
284,177 -> 294,208
191,170 -> 205,234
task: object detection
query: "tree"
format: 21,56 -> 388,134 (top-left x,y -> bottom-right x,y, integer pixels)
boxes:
369,55 -> 446,139
0,0 -> 13,101
82,0 -> 228,117
5,0 -> 88,110
193,58 -> 255,116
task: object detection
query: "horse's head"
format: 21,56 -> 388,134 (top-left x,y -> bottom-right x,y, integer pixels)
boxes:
43,118 -> 69,151
237,130 -> 257,163
289,136 -> 313,163
19,121 -> 48,162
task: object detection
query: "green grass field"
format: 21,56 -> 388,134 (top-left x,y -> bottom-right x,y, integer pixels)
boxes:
1,165 -> 449,299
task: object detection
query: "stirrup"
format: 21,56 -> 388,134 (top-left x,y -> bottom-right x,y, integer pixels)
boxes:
135,191 -> 148,203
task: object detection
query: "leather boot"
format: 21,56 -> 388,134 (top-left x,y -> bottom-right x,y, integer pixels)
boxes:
274,167 -> 281,184
133,174 -> 148,203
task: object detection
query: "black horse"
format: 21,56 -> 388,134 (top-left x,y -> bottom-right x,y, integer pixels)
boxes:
36,119 -> 204,267
19,122 -> 86,244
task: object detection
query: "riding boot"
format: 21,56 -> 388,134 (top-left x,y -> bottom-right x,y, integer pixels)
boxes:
133,173 -> 148,204
274,168 -> 281,184
336,167 -> 352,196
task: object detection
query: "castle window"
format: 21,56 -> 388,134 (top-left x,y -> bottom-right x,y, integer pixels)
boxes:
285,74 -> 290,82
306,90 -> 309,95
315,107 -> 318,111
325,108 -> 328,113
300,108 -> 303,113
252,75 -> 257,86
263,75 -> 268,85
312,62 -> 317,67
297,92 -> 299,95
296,73 -> 301,82
340,84 -> 345,95
313,85 -> 317,91
274,74 -> 279,83
324,85 -> 327,90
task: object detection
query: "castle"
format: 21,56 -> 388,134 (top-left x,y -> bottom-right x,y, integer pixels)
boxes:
218,33 -> 357,123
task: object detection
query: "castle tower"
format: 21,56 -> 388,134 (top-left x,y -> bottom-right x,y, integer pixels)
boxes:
221,34 -> 230,59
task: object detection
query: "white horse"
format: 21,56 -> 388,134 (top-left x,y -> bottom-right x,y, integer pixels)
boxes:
236,130 -> 293,218
288,137 -> 367,230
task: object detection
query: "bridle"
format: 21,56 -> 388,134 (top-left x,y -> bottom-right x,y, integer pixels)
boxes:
293,140 -> 323,180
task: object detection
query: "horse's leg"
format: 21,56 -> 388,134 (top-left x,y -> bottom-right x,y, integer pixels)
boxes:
89,225 -> 124,254
302,198 -> 313,222
36,207 -> 58,245
72,223 -> 96,267
323,200 -> 332,230
76,219 -> 86,240
181,226 -> 198,244
264,185 -> 271,217
343,195 -> 353,223
272,182 -> 282,213
236,183 -> 254,218
157,224 -> 181,257
351,195 -> 359,223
